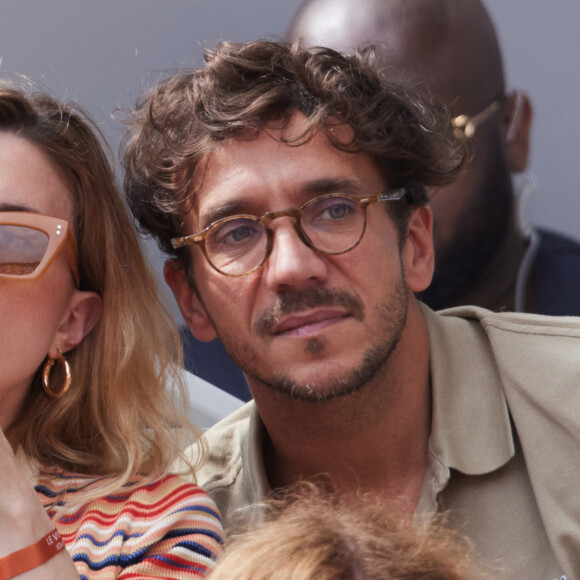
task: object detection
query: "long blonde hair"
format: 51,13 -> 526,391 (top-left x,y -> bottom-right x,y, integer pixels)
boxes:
2,81 -> 201,495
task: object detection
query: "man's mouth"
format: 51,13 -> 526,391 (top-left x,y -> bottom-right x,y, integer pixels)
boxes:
254,287 -> 364,338
271,309 -> 350,337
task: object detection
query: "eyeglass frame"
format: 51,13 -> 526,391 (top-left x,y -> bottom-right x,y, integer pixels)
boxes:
451,95 -> 505,139
171,188 -> 407,277
0,212 -> 80,285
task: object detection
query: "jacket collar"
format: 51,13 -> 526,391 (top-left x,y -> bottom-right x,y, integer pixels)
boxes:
421,303 -> 515,476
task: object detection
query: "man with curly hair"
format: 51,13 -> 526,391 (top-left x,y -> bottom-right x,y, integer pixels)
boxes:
123,40 -> 580,579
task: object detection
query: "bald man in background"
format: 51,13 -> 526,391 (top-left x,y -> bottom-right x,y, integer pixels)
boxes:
288,0 -> 580,315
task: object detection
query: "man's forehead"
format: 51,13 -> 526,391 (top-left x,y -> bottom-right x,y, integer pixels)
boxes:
186,119 -> 381,228
190,114 -> 356,192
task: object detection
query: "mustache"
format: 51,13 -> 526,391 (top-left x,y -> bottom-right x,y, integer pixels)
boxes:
254,288 -> 364,337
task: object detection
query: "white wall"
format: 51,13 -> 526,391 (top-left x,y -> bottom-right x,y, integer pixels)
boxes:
1,0 -> 578,317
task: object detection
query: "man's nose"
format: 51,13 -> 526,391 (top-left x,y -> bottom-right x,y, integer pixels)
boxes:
263,218 -> 328,293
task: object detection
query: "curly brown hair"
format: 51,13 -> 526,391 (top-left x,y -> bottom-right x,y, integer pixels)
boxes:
123,40 -> 466,275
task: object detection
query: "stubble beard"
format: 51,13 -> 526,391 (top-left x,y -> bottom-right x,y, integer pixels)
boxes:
220,281 -> 409,403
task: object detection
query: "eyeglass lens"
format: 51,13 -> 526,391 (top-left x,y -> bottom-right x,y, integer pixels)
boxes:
0,224 -> 49,276
205,217 -> 268,276
205,195 -> 364,275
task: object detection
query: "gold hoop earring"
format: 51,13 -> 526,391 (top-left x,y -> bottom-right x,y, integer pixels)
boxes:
42,349 -> 72,399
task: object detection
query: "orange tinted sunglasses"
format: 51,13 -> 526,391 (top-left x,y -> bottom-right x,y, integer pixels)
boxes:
0,212 -> 79,285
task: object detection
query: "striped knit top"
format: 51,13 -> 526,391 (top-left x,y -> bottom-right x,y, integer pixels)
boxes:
36,470 -> 224,579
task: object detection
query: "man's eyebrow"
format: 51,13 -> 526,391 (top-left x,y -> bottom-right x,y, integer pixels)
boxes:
199,200 -> 254,230
301,178 -> 365,197
197,178 -> 365,230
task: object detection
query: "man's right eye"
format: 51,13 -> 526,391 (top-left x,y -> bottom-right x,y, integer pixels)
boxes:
212,219 -> 262,248
230,225 -> 252,242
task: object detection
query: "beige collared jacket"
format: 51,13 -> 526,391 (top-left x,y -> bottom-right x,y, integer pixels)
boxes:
194,304 -> 580,578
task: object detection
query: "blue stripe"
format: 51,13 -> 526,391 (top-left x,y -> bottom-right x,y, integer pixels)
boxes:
73,545 -> 150,571
175,504 -> 222,522
75,529 -> 143,547
174,540 -> 219,559
150,553 -> 209,572
164,528 -> 223,544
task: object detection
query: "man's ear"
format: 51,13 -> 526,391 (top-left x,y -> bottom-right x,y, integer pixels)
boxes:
504,90 -> 533,173
49,290 -> 102,357
164,259 -> 218,342
402,206 -> 434,293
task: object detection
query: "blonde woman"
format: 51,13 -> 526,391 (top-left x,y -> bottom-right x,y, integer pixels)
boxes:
0,84 -> 223,579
